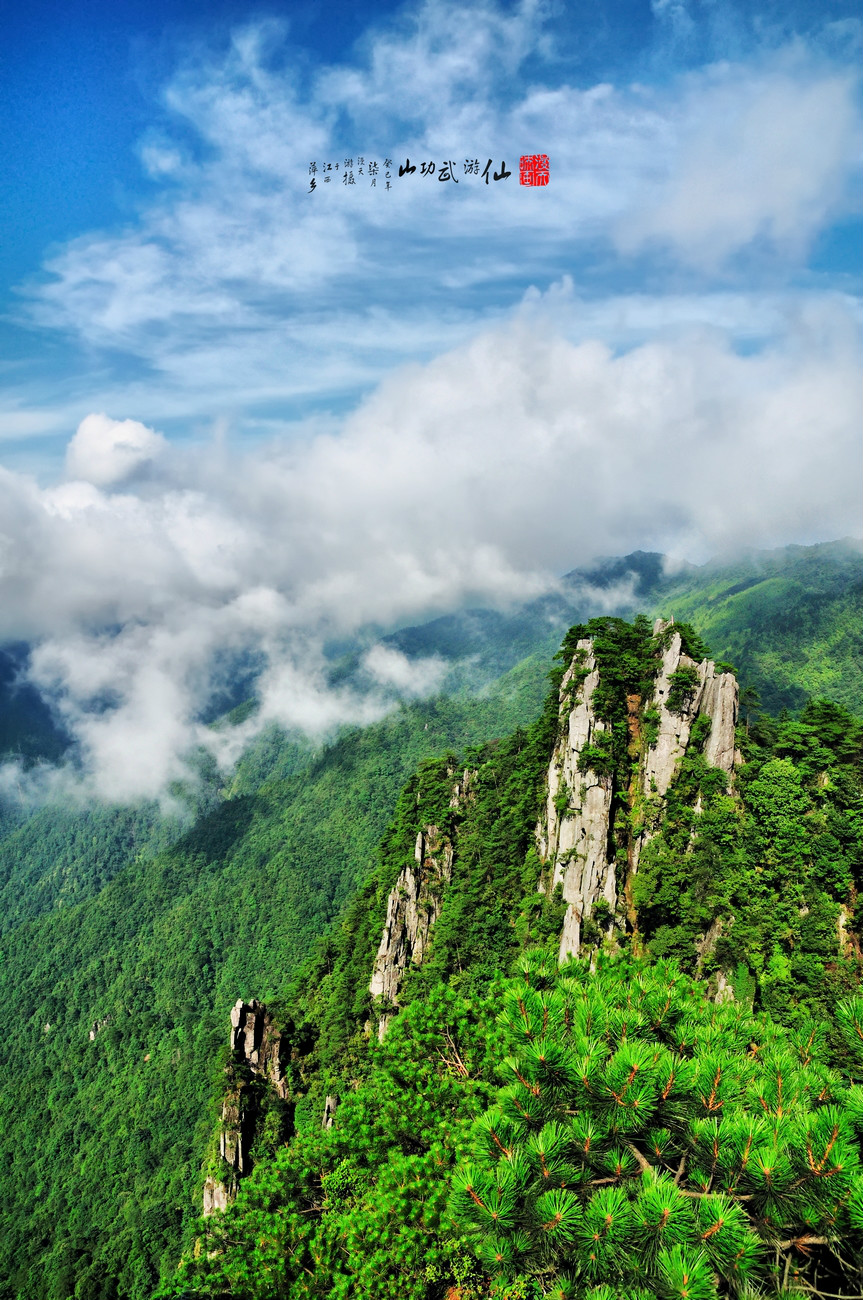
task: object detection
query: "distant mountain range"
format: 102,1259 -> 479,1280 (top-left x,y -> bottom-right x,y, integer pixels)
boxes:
1,539 -> 859,774
380,537 -> 863,714
0,536 -> 860,1298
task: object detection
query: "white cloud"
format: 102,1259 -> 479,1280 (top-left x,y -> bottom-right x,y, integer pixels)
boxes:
0,300 -> 858,803
617,59 -> 862,265
1,3 -> 860,805
316,0 -> 545,123
138,140 -> 186,179
12,5 -> 858,438
65,413 -> 169,486
363,644 -> 448,696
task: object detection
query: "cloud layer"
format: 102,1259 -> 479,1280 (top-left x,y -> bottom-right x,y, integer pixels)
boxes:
1,296 -> 859,801
1,1 -> 859,803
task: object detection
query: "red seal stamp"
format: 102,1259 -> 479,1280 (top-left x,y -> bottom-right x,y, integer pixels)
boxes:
519,154 -> 549,186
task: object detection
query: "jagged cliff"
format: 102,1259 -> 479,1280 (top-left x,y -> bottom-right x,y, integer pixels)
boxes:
179,599 -> 863,1297
538,619 -> 739,962
368,768 -> 471,1038
365,622 -> 741,1013
203,999 -> 288,1215
204,621 -> 741,1202
641,622 -> 738,798
196,611 -> 863,1274
537,638 -> 617,959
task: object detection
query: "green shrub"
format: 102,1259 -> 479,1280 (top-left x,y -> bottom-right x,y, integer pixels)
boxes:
452,955 -> 863,1297
666,666 -> 701,714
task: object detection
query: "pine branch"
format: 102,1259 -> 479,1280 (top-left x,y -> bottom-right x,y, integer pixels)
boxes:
792,1286 -> 863,1300
436,1048 -> 468,1078
678,1189 -> 753,1201
443,1026 -> 470,1071
776,1236 -> 829,1250
625,1143 -> 653,1174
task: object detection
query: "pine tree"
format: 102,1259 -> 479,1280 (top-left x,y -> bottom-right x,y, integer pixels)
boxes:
451,953 -> 863,1298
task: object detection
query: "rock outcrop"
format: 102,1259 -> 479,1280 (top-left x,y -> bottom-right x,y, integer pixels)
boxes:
839,905 -> 862,962
369,824 -> 454,1039
228,998 -> 289,1099
642,620 -> 738,799
537,641 -> 616,961
88,1015 -> 111,1041
539,621 -> 740,962
368,770 -> 470,1039
203,999 -> 287,1216
202,1176 -> 230,1216
629,620 -> 739,876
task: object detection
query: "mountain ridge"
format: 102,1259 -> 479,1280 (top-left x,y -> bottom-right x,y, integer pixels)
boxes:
167,612 -> 863,1300
0,546 -> 860,1297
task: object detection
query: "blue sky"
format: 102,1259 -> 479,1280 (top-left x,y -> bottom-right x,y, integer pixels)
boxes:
2,0 -> 861,471
0,0 -> 861,801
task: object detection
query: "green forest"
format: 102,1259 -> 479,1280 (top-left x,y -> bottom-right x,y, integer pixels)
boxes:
160,614 -> 863,1299
0,541 -> 860,1300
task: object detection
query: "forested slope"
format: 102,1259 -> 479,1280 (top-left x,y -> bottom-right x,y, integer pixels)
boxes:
0,543 -> 859,1299
654,540 -> 863,714
163,616 -> 863,1300
380,539 -> 863,716
0,686 -> 559,1300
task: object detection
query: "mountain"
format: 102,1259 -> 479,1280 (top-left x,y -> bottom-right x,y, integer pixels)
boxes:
651,539 -> 863,714
161,614 -> 863,1299
0,539 -> 858,776
0,688 -> 571,1300
0,643 -> 70,766
0,543 -> 860,1298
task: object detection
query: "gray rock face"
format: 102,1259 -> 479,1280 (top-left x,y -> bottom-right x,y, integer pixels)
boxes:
202,1177 -> 229,1216
369,823 -> 454,1039
838,907 -> 862,961
203,999 -> 288,1216
644,620 -> 738,798
88,1015 -> 111,1041
701,669 -> 739,776
631,620 -> 739,876
539,622 -> 740,963
218,1089 -> 245,1177
537,641 -> 615,963
230,998 -> 288,1099
368,769 -> 471,1039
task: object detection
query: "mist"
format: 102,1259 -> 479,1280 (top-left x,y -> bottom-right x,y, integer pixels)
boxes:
0,301 -> 859,803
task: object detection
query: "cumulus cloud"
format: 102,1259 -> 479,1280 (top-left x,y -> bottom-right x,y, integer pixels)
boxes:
0,298 -> 859,802
65,413 -> 169,486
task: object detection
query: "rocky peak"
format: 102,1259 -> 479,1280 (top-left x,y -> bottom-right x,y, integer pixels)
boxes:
537,640 -> 616,961
230,998 -> 288,1099
538,620 -> 739,962
203,998 -> 287,1216
368,768 -> 471,1039
368,823 -> 454,1040
643,619 -> 738,798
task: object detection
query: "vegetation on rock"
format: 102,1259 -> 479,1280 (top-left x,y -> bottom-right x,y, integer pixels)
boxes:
0,545 -> 859,1299
162,616 -> 862,1299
